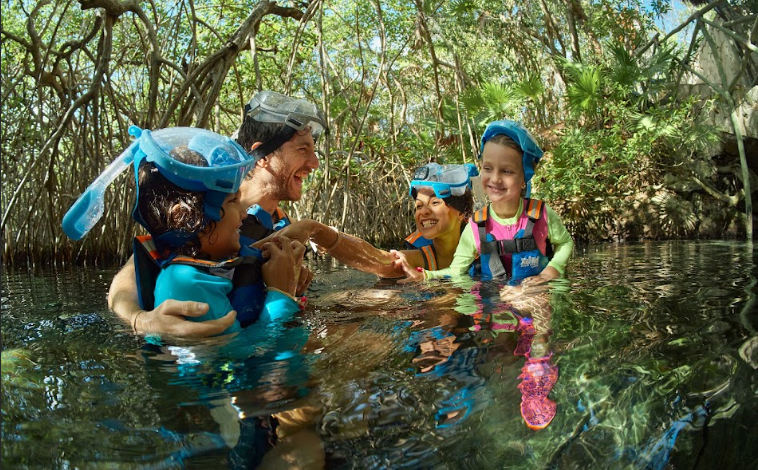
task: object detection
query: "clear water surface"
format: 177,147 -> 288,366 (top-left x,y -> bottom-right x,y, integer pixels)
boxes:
2,241 -> 756,469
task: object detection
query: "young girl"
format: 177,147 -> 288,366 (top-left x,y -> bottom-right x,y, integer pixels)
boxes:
128,126 -> 304,336
258,163 -> 478,276
394,120 -> 573,284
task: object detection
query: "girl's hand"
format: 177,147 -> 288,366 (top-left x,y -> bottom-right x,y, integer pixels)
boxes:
296,265 -> 314,297
521,266 -> 560,286
390,250 -> 425,283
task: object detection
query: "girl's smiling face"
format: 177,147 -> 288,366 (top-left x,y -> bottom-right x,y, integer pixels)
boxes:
480,141 -> 525,206
198,191 -> 247,260
413,187 -> 463,239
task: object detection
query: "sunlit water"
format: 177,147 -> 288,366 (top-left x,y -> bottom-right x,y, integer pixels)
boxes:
2,241 -> 756,469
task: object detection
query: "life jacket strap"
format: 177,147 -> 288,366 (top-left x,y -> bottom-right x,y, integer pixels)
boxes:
481,237 -> 539,256
404,230 -> 424,249
169,255 -> 243,270
473,206 -> 488,224
421,245 -> 438,271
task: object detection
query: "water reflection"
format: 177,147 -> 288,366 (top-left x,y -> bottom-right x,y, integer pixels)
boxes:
1,241 -> 756,469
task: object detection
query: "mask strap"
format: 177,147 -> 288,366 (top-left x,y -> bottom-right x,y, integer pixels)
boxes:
203,190 -> 227,222
250,126 -> 297,160
154,230 -> 199,251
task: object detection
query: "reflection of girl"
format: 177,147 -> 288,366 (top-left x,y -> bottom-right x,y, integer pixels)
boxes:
259,163 -> 478,276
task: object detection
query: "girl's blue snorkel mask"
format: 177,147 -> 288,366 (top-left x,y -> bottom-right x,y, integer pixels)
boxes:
409,163 -> 479,199
62,126 -> 257,244
479,120 -> 543,198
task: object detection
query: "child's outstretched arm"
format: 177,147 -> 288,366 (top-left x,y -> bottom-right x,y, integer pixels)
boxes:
392,228 -> 479,282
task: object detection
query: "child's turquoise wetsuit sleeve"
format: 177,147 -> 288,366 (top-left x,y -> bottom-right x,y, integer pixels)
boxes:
545,205 -> 573,275
154,264 -> 241,335
260,290 -> 300,324
236,289 -> 301,345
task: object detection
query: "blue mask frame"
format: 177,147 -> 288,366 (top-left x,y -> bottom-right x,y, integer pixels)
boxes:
408,163 -> 479,199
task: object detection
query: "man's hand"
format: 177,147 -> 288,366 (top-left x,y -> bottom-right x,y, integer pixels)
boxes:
133,300 -> 237,338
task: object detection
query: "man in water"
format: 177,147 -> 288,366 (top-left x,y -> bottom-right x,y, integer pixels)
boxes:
108,91 -> 324,337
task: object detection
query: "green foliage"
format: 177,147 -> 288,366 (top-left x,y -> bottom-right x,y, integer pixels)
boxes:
0,0 -> 749,263
536,94 -> 722,241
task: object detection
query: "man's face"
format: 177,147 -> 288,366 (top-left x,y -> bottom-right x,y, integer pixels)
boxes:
267,129 -> 319,202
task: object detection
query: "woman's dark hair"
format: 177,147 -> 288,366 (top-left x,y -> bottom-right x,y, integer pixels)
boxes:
411,187 -> 474,220
136,145 -> 217,257
446,188 -> 474,220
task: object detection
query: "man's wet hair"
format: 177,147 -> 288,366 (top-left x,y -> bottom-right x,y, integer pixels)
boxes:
234,117 -> 288,156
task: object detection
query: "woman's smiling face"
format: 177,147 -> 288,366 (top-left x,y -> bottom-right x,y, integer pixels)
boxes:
413,187 -> 462,239
479,141 -> 524,205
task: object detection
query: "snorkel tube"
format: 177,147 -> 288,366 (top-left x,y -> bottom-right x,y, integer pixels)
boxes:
62,126 -> 142,240
62,125 -> 256,242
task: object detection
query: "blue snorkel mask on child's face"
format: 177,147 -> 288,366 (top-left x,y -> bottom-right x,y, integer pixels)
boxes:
409,163 -> 479,199
235,90 -> 326,160
62,126 -> 256,242
479,120 -> 543,198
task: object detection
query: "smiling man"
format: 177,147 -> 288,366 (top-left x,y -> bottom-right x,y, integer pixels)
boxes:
232,91 -> 323,242
108,91 -> 324,337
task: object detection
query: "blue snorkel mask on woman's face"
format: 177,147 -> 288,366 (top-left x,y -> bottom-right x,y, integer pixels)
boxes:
479,120 -> 543,198
62,125 -> 257,242
236,90 -> 326,160
409,163 -> 479,199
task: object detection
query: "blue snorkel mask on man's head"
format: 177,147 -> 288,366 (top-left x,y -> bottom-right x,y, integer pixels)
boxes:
479,120 -> 543,198
62,126 -> 256,245
236,90 -> 326,160
409,163 -> 479,199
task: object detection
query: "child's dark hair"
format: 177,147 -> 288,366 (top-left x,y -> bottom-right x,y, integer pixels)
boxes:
136,145 -> 217,257
411,187 -> 474,220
